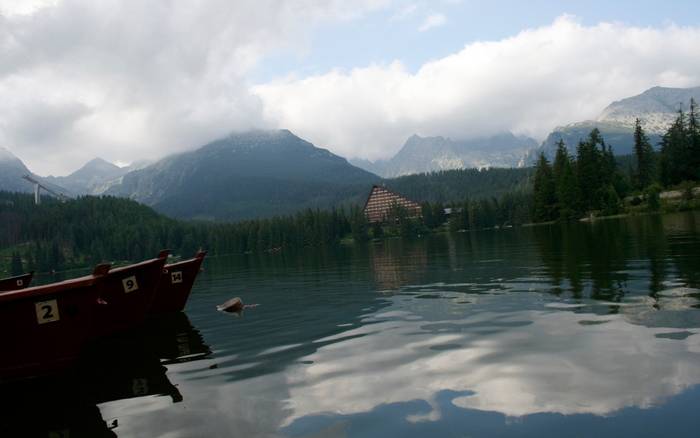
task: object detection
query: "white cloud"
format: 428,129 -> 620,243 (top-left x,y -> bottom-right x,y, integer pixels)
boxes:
4,6 -> 700,175
254,16 -> 700,161
419,12 -> 447,32
281,296 -> 700,424
0,0 -> 391,175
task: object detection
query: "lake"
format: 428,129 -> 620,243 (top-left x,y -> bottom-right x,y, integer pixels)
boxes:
3,212 -> 700,437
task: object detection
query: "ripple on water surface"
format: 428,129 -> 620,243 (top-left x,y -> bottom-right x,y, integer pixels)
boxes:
5,212 -> 700,437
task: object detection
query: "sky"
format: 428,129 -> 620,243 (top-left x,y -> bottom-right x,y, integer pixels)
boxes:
1,0 -> 700,175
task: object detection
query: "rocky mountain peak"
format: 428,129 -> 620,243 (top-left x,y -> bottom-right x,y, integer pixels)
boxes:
597,86 -> 700,133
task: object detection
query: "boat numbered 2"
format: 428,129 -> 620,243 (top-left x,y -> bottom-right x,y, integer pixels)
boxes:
34,299 -> 60,324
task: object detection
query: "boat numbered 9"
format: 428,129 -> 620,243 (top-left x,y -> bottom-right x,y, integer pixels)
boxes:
122,276 -> 139,293
35,299 -> 60,324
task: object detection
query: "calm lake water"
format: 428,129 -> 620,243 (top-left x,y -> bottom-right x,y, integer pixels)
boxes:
3,212 -> 700,437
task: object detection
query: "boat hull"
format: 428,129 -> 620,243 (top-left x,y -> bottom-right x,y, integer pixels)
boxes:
0,272 -> 34,292
92,254 -> 169,337
0,277 -> 99,380
150,251 -> 206,314
0,252 -> 168,381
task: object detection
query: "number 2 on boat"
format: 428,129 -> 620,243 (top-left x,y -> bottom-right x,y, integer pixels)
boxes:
35,299 -> 60,324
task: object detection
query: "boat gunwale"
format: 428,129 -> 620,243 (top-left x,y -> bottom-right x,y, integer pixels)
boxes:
0,274 -> 101,303
108,255 -> 168,274
0,272 -> 34,283
0,252 -> 168,304
162,251 -> 207,271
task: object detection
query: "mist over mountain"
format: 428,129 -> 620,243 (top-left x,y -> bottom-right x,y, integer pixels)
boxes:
0,147 -> 74,198
106,130 -> 379,221
528,86 -> 700,162
4,86 -> 698,219
352,132 -> 538,178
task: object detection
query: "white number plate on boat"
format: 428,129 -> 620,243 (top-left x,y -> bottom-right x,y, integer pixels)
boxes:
171,271 -> 183,284
35,299 -> 60,324
122,276 -> 139,293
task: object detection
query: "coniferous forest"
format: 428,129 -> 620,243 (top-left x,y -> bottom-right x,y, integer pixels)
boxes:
531,99 -> 700,222
2,100 -> 699,276
0,188 -> 532,275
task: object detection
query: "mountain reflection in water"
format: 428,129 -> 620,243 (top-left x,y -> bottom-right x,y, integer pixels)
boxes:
3,212 -> 700,437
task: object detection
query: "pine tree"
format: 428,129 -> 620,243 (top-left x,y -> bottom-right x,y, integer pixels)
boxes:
633,118 -> 656,190
552,139 -> 567,182
688,98 -> 700,181
10,252 -> 23,276
659,107 -> 689,186
533,153 -> 557,222
552,141 -> 579,220
431,203 -> 446,227
601,185 -> 621,216
421,202 -> 436,229
576,130 -> 602,212
600,140 -> 617,188
350,206 -> 369,243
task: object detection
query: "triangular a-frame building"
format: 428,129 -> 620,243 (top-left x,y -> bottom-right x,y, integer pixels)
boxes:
363,185 -> 422,223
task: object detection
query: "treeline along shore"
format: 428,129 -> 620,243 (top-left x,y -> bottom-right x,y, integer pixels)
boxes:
2,102 -> 699,276
0,164 -> 537,276
531,99 -> 700,222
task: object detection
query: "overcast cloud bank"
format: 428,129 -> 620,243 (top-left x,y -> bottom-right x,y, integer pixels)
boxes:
1,1 -> 699,174
255,16 -> 700,161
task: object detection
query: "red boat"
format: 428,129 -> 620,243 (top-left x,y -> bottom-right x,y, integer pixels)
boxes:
150,250 -> 207,315
0,264 -> 109,380
0,251 -> 169,381
91,250 -> 170,337
0,272 -> 34,292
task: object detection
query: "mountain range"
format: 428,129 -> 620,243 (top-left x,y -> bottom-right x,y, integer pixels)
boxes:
526,86 -> 700,163
105,130 -> 379,220
2,85 -> 697,220
0,147 -> 71,197
43,158 -> 129,195
352,132 -> 538,178
1,132 -> 380,221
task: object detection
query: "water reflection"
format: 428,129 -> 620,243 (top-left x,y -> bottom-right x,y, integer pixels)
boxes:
6,212 -> 700,437
279,294 -> 700,426
0,313 -> 210,438
369,239 -> 428,290
533,213 -> 700,303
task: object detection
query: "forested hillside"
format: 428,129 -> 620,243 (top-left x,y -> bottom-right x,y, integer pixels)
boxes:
531,99 -> 700,222
0,192 -> 366,275
385,167 -> 532,203
105,130 -> 379,221
0,188 -> 535,276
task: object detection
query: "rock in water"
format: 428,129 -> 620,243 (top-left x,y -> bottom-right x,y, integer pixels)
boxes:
217,297 -> 244,313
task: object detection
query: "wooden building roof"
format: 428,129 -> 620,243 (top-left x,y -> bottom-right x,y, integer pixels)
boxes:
363,185 -> 422,223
